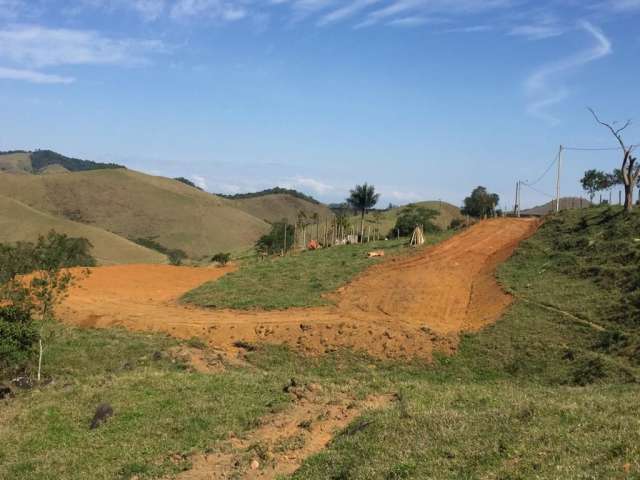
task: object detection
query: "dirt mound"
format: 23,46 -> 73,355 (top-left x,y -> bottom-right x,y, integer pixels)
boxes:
59,218 -> 538,360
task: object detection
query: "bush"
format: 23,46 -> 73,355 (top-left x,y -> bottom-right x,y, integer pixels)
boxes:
449,218 -> 465,230
132,237 -> 188,266
0,231 -> 95,377
256,222 -> 295,255
391,204 -> 440,237
211,253 -> 231,266
0,305 -> 38,374
168,249 -> 187,266
0,231 -> 95,284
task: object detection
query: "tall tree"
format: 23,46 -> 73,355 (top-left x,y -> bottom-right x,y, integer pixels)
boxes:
347,183 -> 380,239
461,186 -> 499,218
589,108 -> 639,212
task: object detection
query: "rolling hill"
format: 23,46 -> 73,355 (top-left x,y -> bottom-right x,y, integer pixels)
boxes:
1,150 -> 466,261
231,193 -> 334,224
0,167 -> 271,258
521,197 -> 591,216
0,150 -> 124,174
0,152 -> 32,174
0,195 -> 165,265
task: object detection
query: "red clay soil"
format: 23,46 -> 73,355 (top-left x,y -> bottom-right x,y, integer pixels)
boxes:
59,218 -> 538,360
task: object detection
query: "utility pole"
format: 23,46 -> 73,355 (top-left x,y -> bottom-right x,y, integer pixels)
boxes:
514,181 -> 521,217
555,145 -> 563,213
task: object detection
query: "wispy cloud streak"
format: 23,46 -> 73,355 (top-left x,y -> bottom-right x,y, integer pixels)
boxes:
0,66 -> 74,84
525,21 -> 612,125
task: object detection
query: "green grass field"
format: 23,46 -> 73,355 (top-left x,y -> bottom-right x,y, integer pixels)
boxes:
2,207 -> 640,479
182,234 -> 451,309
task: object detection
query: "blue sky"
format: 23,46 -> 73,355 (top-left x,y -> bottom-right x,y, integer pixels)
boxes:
0,0 -> 639,209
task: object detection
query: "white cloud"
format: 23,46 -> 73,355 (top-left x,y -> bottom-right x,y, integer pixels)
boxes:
0,66 -> 74,84
318,0 -> 381,26
525,21 -> 612,125
607,0 -> 640,11
509,23 -> 564,40
170,0 -> 247,21
191,174 -> 208,190
218,183 -> 241,194
131,0 -> 166,20
291,176 -> 334,194
361,0 -> 510,27
0,25 -> 165,68
441,24 -> 492,33
387,190 -> 421,201
387,15 -> 432,27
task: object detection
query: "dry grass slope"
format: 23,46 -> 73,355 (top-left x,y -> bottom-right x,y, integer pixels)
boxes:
0,169 -> 271,258
232,193 -> 334,224
0,152 -> 32,173
0,195 -> 165,265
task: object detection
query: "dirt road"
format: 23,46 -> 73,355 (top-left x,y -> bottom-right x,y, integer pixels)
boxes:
60,218 -> 538,360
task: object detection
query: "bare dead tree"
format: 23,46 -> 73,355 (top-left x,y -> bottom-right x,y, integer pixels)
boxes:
589,107 -> 638,212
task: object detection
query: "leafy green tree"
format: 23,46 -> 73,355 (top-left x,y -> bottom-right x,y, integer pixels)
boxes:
347,183 -> 380,239
392,205 -> 440,237
256,222 -> 295,255
461,186 -> 499,218
581,169 -> 611,202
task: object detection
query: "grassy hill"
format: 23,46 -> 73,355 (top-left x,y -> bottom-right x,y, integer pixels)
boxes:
0,150 -> 124,174
231,193 -> 334,224
350,200 -> 464,235
521,197 -> 591,216
0,195 -> 165,265
0,152 -> 32,173
0,169 -> 271,258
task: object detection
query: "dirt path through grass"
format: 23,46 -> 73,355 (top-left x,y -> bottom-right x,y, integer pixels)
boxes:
59,218 -> 538,361
173,389 -> 394,480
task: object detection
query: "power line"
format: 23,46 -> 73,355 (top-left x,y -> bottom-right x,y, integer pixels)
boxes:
563,143 -> 639,152
564,146 -> 622,151
523,152 -> 558,187
521,182 -> 555,199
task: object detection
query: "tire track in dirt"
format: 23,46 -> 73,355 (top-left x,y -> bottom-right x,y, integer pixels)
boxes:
59,218 -> 539,361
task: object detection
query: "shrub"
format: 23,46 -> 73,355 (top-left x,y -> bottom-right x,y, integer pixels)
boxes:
0,231 -> 95,378
392,204 -> 440,237
168,249 -> 187,266
0,304 -> 38,374
449,218 -> 465,230
212,253 -> 231,266
132,237 -> 188,266
256,222 -> 295,255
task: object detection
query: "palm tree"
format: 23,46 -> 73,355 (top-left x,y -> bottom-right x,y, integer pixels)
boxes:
347,183 -> 380,240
